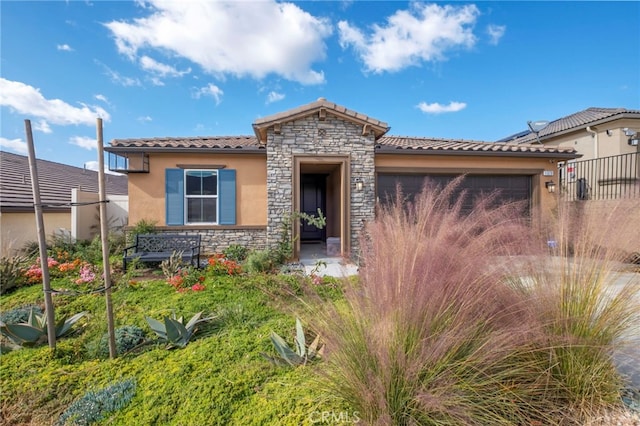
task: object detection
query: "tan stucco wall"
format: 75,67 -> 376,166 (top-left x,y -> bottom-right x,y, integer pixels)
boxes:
375,154 -> 560,221
0,211 -> 70,257
126,153 -> 267,227
543,118 -> 640,161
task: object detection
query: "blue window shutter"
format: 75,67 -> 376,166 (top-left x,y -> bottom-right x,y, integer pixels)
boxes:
218,169 -> 236,225
165,169 -> 184,225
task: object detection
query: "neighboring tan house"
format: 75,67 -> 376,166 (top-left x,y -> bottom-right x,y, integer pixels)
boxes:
499,108 -> 640,200
105,98 -> 580,258
0,151 -> 128,256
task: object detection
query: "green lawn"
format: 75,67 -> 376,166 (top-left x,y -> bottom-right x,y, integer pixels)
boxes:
0,273 -> 347,425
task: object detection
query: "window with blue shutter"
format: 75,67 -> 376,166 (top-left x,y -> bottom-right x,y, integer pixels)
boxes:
166,169 -> 184,225
218,169 -> 236,225
165,168 -> 236,226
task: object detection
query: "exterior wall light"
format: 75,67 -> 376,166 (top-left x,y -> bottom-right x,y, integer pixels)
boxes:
629,138 -> 639,146
545,180 -> 556,194
355,178 -> 363,191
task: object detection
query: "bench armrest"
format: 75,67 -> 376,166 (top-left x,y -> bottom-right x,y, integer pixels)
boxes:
123,244 -> 138,257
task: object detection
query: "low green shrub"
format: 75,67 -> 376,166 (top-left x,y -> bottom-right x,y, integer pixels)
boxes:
80,231 -> 128,264
0,304 -> 43,324
244,249 -> 276,274
223,244 -> 249,263
126,218 -> 157,244
98,325 -> 145,357
56,378 -> 136,425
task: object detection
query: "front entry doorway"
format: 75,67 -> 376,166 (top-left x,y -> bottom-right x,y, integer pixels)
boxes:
300,174 -> 326,241
294,156 -> 350,260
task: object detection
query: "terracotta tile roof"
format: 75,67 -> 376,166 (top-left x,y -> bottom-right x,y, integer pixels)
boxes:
253,98 -> 389,142
0,151 -> 128,212
499,107 -> 640,144
376,136 -> 579,158
109,136 -> 262,150
108,134 -> 579,158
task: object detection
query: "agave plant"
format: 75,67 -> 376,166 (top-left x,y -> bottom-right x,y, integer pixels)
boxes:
262,318 -> 324,367
145,311 -> 211,349
0,308 -> 87,347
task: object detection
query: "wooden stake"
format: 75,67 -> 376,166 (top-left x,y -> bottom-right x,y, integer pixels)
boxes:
97,118 -> 117,359
24,119 -> 57,350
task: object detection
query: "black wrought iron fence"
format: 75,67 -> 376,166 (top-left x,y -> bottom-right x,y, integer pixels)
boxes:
559,152 -> 639,200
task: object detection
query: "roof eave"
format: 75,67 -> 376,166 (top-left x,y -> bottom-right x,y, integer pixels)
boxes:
252,105 -> 390,143
375,147 -> 581,160
105,146 -> 266,154
531,112 -> 640,143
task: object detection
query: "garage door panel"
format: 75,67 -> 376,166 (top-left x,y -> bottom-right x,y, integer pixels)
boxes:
377,174 -> 531,216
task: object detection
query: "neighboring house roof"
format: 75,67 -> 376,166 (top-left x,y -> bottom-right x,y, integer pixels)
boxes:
108,135 -> 579,159
0,151 -> 128,212
499,107 -> 640,144
252,97 -> 390,143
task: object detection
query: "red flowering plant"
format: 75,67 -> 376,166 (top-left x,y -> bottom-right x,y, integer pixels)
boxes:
23,257 -> 60,284
23,253 -> 96,287
206,253 -> 242,276
166,267 -> 206,292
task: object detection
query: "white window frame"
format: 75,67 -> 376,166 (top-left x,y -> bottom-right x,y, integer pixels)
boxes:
184,169 -> 218,225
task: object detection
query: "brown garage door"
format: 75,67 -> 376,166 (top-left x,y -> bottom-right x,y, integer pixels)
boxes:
376,174 -> 532,216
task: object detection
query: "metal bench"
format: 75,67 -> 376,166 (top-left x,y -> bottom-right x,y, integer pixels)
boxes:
123,234 -> 201,271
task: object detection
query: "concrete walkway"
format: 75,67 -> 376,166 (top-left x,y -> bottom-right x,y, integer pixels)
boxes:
608,272 -> 640,391
297,242 -> 358,277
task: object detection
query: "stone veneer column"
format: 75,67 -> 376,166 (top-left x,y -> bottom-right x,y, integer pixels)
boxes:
266,114 -> 376,257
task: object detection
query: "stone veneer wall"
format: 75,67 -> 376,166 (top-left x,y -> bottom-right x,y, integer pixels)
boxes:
148,227 -> 267,255
266,113 -> 376,257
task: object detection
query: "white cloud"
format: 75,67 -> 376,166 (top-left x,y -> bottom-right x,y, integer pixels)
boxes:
487,24 -> 506,45
137,115 -> 152,123
417,101 -> 467,114
149,77 -> 165,86
94,94 -> 110,104
0,78 -> 111,130
105,0 -> 331,84
57,44 -> 74,52
69,136 -> 97,150
139,55 -> 191,78
266,91 -> 285,104
338,3 -> 479,73
193,83 -> 223,105
100,63 -> 141,87
0,137 -> 28,154
33,119 -> 52,134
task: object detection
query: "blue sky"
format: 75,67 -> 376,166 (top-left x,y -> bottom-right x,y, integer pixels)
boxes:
1,1 -> 638,171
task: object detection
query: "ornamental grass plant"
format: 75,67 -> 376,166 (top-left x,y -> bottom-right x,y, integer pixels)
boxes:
508,197 -> 640,421
317,179 -> 640,425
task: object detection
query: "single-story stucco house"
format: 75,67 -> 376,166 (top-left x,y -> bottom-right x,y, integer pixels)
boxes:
105,98 -> 580,258
500,107 -> 640,201
0,151 -> 128,257
499,107 -> 640,160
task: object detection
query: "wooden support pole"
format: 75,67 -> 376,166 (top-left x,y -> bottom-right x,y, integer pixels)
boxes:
97,118 -> 117,359
24,119 -> 57,350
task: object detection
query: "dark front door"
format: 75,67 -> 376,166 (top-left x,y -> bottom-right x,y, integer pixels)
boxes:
300,174 -> 326,241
